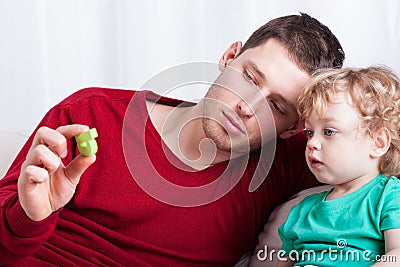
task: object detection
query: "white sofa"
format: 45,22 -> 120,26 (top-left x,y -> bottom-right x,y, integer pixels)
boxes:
0,131 -> 330,266
0,132 -> 29,178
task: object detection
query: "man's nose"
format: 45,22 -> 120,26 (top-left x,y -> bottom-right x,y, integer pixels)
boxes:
236,90 -> 267,118
236,98 -> 254,118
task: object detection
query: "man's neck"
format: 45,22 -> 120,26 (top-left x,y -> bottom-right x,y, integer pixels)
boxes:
146,99 -> 231,170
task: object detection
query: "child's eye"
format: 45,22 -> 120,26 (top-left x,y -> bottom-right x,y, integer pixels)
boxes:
324,129 -> 337,136
303,129 -> 314,138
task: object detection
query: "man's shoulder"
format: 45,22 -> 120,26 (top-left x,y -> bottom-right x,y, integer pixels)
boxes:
271,132 -> 308,170
60,87 -> 137,106
277,132 -> 307,151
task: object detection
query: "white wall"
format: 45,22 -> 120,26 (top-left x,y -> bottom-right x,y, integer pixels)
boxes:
1,0 -> 399,134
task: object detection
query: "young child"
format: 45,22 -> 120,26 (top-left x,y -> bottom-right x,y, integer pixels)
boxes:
276,66 -> 400,267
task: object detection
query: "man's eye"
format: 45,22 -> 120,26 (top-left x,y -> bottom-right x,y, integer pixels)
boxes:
303,129 -> 314,138
243,70 -> 256,85
324,129 -> 337,136
270,100 -> 284,114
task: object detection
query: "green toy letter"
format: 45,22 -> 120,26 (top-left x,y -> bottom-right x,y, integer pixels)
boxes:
75,128 -> 98,156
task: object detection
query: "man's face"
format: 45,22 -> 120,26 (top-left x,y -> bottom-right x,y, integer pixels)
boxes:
202,39 -> 310,153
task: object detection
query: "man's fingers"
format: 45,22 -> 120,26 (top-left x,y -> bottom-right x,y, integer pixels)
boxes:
64,154 -> 96,185
56,124 -> 90,139
31,127 -> 68,158
21,165 -> 49,184
24,144 -> 62,174
30,125 -> 90,159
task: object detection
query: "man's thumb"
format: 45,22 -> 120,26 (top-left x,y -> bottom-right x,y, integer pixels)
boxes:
64,154 -> 96,185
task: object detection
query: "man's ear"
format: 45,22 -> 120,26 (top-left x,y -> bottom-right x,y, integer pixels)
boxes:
218,41 -> 242,71
370,127 -> 391,158
279,120 -> 305,139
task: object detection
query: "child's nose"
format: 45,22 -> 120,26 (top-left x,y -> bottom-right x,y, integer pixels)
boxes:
307,135 -> 321,150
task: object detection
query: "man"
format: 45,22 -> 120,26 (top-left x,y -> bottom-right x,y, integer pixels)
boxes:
0,13 -> 344,266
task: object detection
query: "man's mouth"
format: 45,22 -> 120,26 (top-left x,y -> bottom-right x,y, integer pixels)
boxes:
221,111 -> 246,136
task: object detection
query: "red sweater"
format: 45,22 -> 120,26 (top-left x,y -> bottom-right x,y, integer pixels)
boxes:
0,88 -> 317,266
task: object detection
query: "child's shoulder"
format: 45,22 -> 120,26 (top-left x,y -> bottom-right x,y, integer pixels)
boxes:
291,190 -> 328,212
386,176 -> 400,184
381,175 -> 400,195
301,190 -> 327,203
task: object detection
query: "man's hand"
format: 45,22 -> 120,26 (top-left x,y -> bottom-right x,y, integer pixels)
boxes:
18,125 -> 96,221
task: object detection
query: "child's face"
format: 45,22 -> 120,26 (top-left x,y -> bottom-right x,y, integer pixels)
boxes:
304,93 -> 378,185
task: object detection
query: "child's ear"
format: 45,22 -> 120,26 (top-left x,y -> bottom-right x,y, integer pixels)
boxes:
279,120 -> 305,139
370,127 -> 391,158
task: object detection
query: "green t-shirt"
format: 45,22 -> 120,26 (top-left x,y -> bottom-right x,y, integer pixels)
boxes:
278,174 -> 400,267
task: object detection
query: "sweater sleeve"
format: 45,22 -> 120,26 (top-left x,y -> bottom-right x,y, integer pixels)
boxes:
0,102 -> 74,264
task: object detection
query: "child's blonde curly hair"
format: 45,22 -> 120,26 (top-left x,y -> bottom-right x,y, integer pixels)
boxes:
297,66 -> 400,177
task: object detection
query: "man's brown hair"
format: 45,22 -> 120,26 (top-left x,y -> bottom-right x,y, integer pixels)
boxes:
240,13 -> 345,74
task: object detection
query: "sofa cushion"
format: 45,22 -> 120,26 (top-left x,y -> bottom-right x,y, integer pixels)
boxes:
0,132 -> 28,178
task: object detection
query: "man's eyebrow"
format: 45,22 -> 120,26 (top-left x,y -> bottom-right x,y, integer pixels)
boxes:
247,61 -> 266,81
